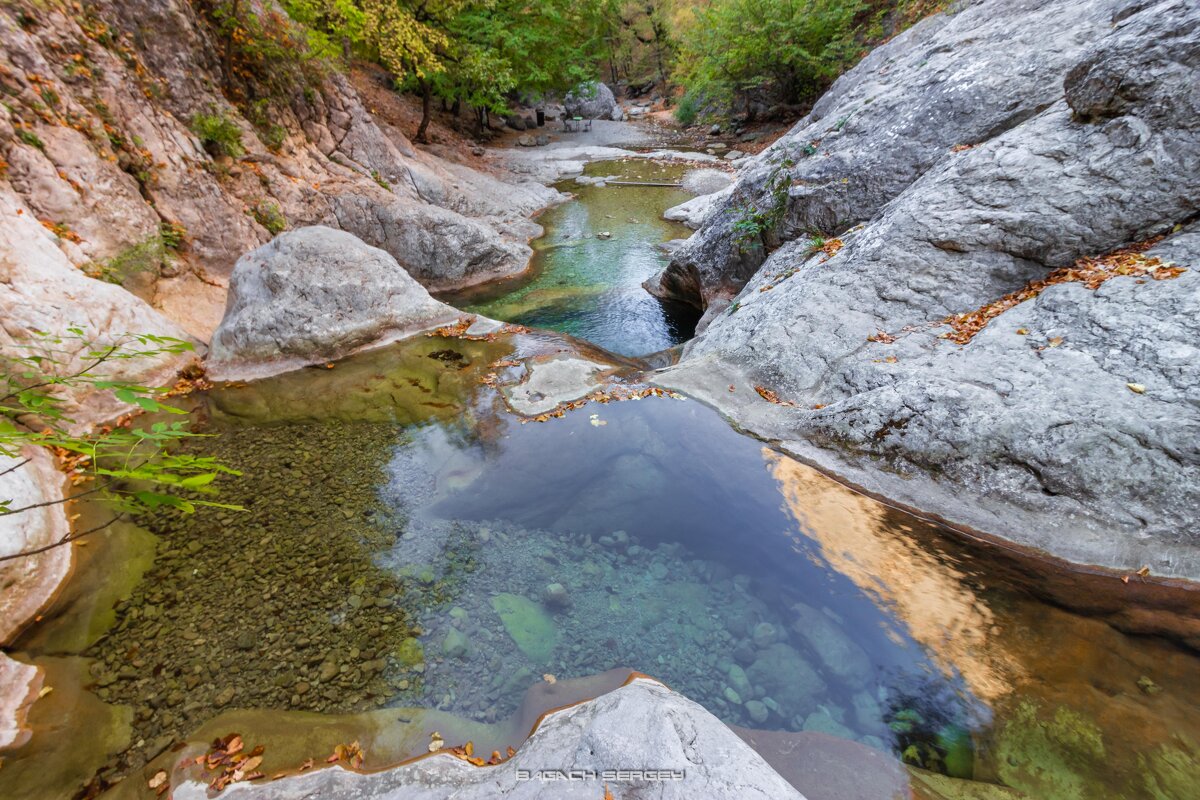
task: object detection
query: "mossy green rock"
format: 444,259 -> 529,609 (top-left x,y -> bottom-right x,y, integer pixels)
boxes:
991,700 -> 1107,800
491,593 -> 557,665
937,724 -> 975,780
394,637 -> 425,668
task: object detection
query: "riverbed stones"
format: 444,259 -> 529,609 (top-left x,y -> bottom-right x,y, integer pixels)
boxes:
790,603 -> 872,688
208,227 -> 460,381
746,699 -> 770,724
442,628 -> 469,660
727,664 -> 753,697
752,621 -> 778,649
491,593 -> 557,665
746,643 -> 827,717
803,708 -> 855,739
541,582 -> 571,610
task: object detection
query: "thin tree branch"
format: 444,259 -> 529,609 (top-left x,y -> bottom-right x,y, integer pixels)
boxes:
0,514 -> 123,564
0,457 -> 31,479
0,344 -> 121,404
0,480 -> 112,516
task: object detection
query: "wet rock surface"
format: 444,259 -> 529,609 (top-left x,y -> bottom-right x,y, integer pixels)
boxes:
0,449 -> 71,645
174,678 -> 805,800
661,0 -> 1200,579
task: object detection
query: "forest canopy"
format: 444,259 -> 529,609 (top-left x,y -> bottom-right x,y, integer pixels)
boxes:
205,0 -> 945,135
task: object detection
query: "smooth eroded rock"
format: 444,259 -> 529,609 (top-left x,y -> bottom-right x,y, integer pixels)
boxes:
172,678 -> 805,799
208,227 -> 460,380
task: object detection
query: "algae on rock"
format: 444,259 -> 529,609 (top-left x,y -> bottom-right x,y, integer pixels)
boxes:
491,593 -> 558,665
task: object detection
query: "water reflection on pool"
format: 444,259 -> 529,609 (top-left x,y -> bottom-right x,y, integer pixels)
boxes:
4,336 -> 1199,799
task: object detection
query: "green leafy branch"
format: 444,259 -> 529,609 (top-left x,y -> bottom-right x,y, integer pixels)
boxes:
0,330 -> 242,562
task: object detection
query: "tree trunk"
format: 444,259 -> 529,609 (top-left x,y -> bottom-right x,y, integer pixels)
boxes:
416,79 -> 433,143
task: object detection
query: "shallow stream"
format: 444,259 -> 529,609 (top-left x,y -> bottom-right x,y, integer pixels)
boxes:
2,161 -> 1199,800
441,160 -> 700,356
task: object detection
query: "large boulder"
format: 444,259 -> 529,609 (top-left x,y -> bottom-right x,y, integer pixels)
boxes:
174,678 -> 805,800
207,227 -> 460,380
328,195 -> 534,291
563,81 -> 617,120
661,0 -> 1200,579
647,0 -> 1129,313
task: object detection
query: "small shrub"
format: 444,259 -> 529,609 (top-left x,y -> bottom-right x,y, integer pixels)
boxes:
82,223 -> 188,284
674,88 -> 703,127
191,109 -> 244,158
371,169 -> 392,192
159,221 -> 188,251
252,201 -> 287,234
246,99 -> 288,152
16,128 -> 44,150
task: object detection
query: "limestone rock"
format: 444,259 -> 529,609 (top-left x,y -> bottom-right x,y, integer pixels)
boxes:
0,654 -> 40,750
0,193 -> 195,428
564,82 -> 617,120
0,449 -> 71,645
681,169 -> 733,196
659,0 -> 1200,579
208,227 -> 460,380
647,0 -> 1132,311
173,678 -> 805,800
0,0 -> 558,338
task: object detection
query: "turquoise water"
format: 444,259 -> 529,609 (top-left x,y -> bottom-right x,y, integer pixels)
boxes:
7,335 -> 1200,798
381,396 -> 984,751
441,160 -> 700,356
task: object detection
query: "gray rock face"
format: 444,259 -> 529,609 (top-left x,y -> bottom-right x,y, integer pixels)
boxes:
328,195 -> 533,291
208,227 -> 459,380
662,0 -> 1200,579
0,0 -> 556,339
563,81 -> 617,120
648,0 -> 1128,310
174,678 -> 805,800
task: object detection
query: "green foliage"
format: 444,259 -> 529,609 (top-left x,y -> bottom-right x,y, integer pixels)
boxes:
16,128 -> 44,149
284,0 -> 611,121
252,200 -> 287,234
732,203 -> 772,249
732,155 -> 795,251
370,169 -> 391,191
191,109 -> 245,158
675,0 -> 864,113
199,0 -> 327,99
674,87 -> 702,126
83,223 -> 188,285
0,331 -> 241,546
247,99 -> 288,151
